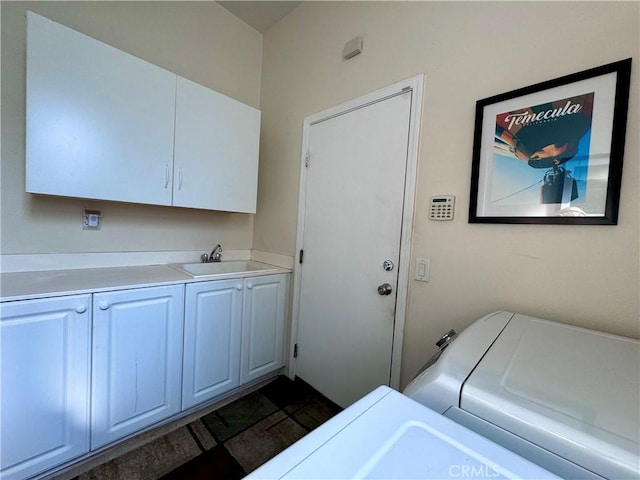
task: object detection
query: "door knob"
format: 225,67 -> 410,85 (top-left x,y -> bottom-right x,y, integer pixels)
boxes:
377,283 -> 393,295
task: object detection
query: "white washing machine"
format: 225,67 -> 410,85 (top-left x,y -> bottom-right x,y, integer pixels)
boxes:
403,311 -> 640,479
247,385 -> 557,479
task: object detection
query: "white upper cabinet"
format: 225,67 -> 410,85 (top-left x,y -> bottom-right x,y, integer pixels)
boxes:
174,77 -> 260,213
25,12 -> 261,213
26,12 -> 177,206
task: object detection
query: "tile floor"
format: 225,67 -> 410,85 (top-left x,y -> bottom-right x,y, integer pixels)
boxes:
73,376 -> 342,480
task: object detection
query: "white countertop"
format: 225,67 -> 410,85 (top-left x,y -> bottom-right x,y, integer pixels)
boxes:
0,263 -> 290,302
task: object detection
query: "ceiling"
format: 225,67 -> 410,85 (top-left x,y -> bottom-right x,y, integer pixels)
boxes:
218,1 -> 302,33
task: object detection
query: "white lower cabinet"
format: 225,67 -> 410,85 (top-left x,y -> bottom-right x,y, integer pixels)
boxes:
241,274 -> 288,384
0,294 -> 92,480
182,279 -> 243,410
91,285 -> 184,449
0,271 -> 288,477
182,273 -> 289,409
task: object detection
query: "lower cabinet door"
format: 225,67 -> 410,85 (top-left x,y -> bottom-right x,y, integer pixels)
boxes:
182,279 -> 243,410
1,294 -> 92,479
91,285 -> 184,449
240,274 -> 288,384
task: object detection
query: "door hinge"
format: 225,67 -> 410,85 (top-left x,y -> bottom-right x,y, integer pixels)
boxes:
299,249 -> 304,264
305,152 -> 310,167
293,343 -> 298,358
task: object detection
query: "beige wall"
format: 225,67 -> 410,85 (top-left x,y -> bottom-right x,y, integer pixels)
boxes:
254,1 -> 640,387
1,1 -> 262,255
2,1 -> 638,389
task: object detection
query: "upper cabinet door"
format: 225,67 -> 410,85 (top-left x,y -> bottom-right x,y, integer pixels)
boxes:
25,12 -> 177,206
174,76 -> 261,213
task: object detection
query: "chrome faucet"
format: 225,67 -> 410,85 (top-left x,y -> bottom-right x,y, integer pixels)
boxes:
210,244 -> 222,262
200,244 -> 223,263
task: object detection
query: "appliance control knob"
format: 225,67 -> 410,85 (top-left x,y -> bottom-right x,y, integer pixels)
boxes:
436,329 -> 457,350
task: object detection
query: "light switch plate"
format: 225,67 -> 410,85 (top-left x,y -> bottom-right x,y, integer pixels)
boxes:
415,258 -> 430,282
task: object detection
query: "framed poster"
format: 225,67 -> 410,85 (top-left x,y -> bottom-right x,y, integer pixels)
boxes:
469,58 -> 631,224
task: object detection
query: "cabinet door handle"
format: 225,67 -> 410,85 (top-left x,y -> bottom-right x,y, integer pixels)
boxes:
164,164 -> 170,189
247,284 -> 253,290
99,302 -> 109,310
179,168 -> 183,190
236,284 -> 243,290
76,305 -> 87,314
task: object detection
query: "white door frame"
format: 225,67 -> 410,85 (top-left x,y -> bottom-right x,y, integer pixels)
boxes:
287,74 -> 424,390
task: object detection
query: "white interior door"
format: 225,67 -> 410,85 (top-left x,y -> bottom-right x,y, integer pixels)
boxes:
295,88 -> 414,408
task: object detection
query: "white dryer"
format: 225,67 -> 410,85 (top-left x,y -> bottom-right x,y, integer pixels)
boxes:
403,311 -> 640,479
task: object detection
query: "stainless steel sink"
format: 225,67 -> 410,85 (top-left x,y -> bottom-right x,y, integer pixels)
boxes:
170,261 -> 279,278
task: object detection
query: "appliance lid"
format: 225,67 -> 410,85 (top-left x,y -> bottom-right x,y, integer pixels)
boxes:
461,313 -> 640,479
249,386 -> 558,479
403,310 -> 514,413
